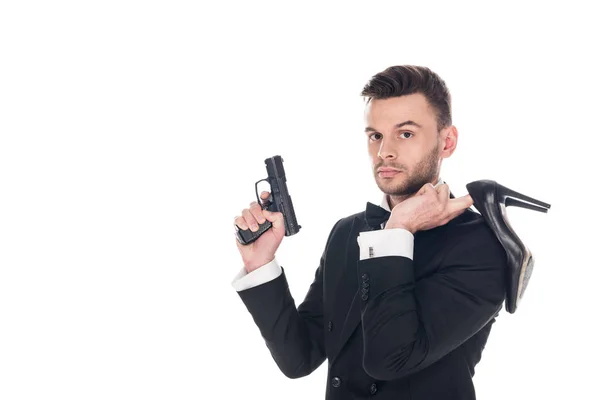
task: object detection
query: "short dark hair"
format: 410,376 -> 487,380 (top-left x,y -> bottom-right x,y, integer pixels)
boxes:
361,65 -> 452,131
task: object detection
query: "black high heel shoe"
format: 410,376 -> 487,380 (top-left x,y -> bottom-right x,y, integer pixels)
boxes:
466,179 -> 551,314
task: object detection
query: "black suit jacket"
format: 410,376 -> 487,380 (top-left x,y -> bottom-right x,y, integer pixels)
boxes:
237,200 -> 507,399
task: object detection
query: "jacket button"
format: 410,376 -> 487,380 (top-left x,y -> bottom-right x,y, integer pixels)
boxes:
328,321 -> 333,331
331,377 -> 341,388
370,383 -> 378,394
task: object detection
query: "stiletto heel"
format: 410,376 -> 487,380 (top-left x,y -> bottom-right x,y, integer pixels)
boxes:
505,197 -> 549,213
496,183 -> 551,212
466,179 -> 551,314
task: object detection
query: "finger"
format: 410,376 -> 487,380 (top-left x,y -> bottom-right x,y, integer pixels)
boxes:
447,204 -> 470,222
418,182 -> 436,195
436,183 -> 450,207
435,182 -> 448,193
465,194 -> 473,207
442,197 -> 472,224
242,208 -> 260,231
460,194 -> 473,208
447,194 -> 473,213
436,183 -> 450,198
249,201 -> 267,224
259,191 -> 271,204
233,215 -> 247,230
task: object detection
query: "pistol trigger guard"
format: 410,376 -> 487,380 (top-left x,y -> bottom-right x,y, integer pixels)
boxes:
254,178 -> 273,209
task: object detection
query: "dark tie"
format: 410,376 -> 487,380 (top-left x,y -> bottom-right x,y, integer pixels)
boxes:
365,202 -> 391,229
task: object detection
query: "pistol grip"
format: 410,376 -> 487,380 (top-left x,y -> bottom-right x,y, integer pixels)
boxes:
235,219 -> 273,245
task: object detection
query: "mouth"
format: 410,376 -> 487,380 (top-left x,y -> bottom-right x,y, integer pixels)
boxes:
378,170 -> 401,178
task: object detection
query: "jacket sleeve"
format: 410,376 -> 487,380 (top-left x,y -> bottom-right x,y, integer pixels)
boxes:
357,225 -> 506,381
236,219 -> 341,379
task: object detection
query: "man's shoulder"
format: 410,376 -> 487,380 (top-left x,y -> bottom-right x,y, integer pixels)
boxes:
329,209 -> 366,232
451,208 -> 496,238
320,210 -> 368,248
445,208 -> 506,261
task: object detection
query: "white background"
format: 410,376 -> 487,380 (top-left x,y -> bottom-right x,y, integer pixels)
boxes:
1,1 -> 598,399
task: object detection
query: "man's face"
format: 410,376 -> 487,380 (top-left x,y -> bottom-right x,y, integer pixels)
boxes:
365,93 -> 446,198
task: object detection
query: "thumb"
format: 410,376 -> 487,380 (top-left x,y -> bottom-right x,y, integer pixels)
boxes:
263,209 -> 284,231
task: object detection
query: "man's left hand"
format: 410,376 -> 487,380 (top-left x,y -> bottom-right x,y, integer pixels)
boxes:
385,183 -> 473,234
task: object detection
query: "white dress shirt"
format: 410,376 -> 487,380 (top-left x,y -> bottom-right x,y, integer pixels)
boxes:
231,177 -> 444,291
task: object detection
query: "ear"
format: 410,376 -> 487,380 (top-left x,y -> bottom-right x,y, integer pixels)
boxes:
440,125 -> 458,158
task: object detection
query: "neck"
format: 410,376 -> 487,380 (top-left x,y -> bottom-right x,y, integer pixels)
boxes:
387,193 -> 413,209
386,177 -> 442,209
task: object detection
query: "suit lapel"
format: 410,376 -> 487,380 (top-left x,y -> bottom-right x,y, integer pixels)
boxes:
329,213 -> 373,364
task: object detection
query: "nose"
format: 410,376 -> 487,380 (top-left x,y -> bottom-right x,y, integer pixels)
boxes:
377,139 -> 397,160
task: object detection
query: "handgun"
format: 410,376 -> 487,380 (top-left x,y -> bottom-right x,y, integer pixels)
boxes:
235,155 -> 302,245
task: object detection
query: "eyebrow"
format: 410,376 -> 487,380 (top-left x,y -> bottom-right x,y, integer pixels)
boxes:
365,120 -> 422,133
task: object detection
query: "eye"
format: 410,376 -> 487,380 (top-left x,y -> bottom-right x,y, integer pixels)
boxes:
368,133 -> 382,141
400,132 -> 413,139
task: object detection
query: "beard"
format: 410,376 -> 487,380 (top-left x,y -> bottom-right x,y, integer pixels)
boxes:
374,141 -> 440,197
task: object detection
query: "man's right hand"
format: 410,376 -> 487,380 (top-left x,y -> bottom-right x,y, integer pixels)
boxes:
385,183 -> 473,233
234,191 -> 285,273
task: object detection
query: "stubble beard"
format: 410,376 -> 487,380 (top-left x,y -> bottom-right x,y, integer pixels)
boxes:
375,142 -> 440,199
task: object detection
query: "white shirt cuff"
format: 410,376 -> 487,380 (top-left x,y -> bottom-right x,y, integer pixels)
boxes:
357,228 -> 414,260
231,257 -> 282,291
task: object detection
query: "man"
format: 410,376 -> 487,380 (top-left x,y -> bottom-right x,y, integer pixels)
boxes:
231,65 -> 506,399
